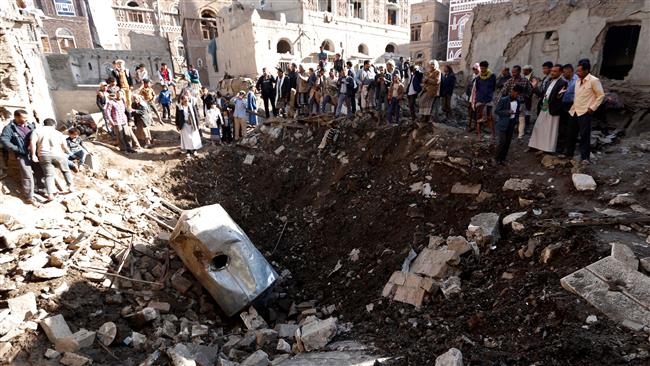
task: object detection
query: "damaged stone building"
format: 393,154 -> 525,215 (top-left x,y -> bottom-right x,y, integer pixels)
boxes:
446,0 -> 509,60
213,0 -> 411,80
461,0 -> 650,87
409,0 -> 449,65
0,1 -> 55,122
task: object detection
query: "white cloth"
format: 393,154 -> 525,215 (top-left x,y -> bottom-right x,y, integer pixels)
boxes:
179,104 -> 202,150
528,110 -> 559,152
205,108 -> 222,128
510,101 -> 517,117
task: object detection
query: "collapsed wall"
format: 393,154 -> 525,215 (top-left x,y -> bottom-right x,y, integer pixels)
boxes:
0,3 -> 55,123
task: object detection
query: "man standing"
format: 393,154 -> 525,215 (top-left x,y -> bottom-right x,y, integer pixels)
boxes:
297,65 -> 309,116
473,60 -> 497,134
405,64 -> 423,119
246,86 -> 258,126
557,64 -> 578,156
333,51 -> 344,74
287,63 -> 298,118
30,118 -> 75,200
528,64 -> 567,153
158,63 -> 176,96
495,67 -> 511,92
317,45 -> 328,69
494,85 -> 524,165
567,61 -> 604,164
358,60 -> 376,112
501,65 -> 533,140
140,79 -> 162,123
233,91 -> 248,140
275,68 -> 290,117
0,109 -> 37,204
345,61 -> 357,114
465,63 -> 480,131
256,68 -> 277,118
520,65 -> 537,134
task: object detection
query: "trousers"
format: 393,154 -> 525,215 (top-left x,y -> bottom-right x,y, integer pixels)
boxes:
567,113 -> 592,161
496,120 -> 516,163
39,153 -> 74,196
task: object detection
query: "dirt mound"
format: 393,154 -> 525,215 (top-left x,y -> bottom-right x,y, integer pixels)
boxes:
169,118 -> 648,365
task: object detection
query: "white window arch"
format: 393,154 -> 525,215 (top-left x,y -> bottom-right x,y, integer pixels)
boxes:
55,28 -> 76,53
197,58 -> 204,68
458,15 -> 469,40
176,38 -> 185,58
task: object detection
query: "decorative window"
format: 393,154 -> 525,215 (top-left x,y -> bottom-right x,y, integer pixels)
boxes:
40,35 -> 52,53
56,28 -> 76,53
387,9 -> 397,25
177,39 -> 185,58
458,15 -> 469,40
54,0 -> 75,16
350,0 -> 363,19
411,25 -> 421,41
197,58 -> 203,68
201,10 -> 219,40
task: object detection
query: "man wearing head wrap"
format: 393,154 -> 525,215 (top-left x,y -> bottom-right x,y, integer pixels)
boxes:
418,59 -> 441,122
465,62 -> 480,131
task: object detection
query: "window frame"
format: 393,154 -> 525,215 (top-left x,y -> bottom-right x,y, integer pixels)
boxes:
54,0 -> 76,17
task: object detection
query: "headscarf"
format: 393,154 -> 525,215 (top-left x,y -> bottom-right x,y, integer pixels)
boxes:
429,59 -> 440,71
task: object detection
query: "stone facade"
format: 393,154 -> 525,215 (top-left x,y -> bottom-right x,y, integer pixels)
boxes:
446,0 -> 509,60
409,0 -> 449,65
460,0 -> 650,88
214,0 -> 411,81
33,0 -> 94,54
0,1 -> 55,123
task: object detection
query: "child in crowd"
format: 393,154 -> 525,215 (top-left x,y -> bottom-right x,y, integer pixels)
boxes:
221,106 -> 234,144
66,127 -> 91,172
158,85 -> 173,121
205,103 -> 223,144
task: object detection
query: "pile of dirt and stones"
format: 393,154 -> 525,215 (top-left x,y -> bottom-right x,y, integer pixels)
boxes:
1,113 -> 649,365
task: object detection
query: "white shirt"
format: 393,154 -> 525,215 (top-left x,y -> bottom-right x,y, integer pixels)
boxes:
31,126 -> 66,156
407,77 -> 417,96
510,100 -> 518,118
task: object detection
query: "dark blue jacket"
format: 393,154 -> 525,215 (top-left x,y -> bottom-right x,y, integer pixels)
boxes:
407,69 -> 423,93
440,73 -> 456,97
494,96 -> 520,132
474,73 -> 496,103
1,120 -> 35,157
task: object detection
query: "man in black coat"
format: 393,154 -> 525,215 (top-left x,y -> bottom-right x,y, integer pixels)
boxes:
256,68 -> 277,118
275,68 -> 291,117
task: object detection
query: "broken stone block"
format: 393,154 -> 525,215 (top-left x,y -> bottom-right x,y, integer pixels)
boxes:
446,236 -> 471,256
59,352 -> 92,366
148,301 -> 171,313
435,347 -> 463,366
33,267 -> 67,279
131,332 -> 146,348
410,249 -> 458,278
105,168 -> 120,180
57,329 -> 96,353
393,285 -> 427,307
518,238 -> 538,259
255,329 -> 278,347
519,198 -> 534,208
44,348 -> 60,359
572,173 -> 597,191
276,339 -> 291,353
475,191 -> 493,203
191,324 -> 208,338
586,315 -> 598,324
274,145 -> 285,155
170,204 -> 278,316
502,212 -> 527,226
440,276 -> 462,299
608,193 -> 636,206
428,150 -> 448,159
167,343 -> 220,366
299,317 -> 337,352
18,251 -> 49,272
466,212 -> 500,247
82,272 -> 104,282
428,235 -> 445,248
1,228 -> 42,249
243,154 -> 255,165
275,324 -> 299,340
502,178 -> 533,191
48,250 -> 70,268
512,222 -> 525,232
97,322 -> 117,346
171,272 -> 193,294
241,350 -> 269,366
0,342 -> 15,364
7,292 -> 37,321
62,197 -> 84,213
451,183 -> 481,195
241,306 -> 269,331
540,242 -> 563,264
641,258 -> 650,272
610,243 -> 638,270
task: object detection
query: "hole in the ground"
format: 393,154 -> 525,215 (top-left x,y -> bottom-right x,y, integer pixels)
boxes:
210,253 -> 229,270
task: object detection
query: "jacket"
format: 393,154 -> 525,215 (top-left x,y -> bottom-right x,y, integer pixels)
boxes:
297,72 -> 309,93
256,75 -> 276,97
1,120 -> 35,157
423,69 -> 441,98
407,69 -> 423,94
474,72 -> 496,103
175,103 -> 200,130
158,90 -> 172,105
387,83 -> 405,100
439,73 -> 456,97
542,77 -> 568,116
111,69 -> 133,88
275,76 -> 290,100
494,96 -> 520,132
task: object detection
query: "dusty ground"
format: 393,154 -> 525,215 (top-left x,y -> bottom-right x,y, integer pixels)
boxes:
2,115 -> 649,365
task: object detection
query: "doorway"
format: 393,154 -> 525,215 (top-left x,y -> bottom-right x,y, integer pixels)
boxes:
600,25 -> 640,80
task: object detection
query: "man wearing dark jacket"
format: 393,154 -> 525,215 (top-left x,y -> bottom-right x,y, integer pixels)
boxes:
275,68 -> 291,117
256,68 -> 277,118
494,85 -> 523,165
528,64 -> 568,153
0,109 -> 36,203
405,64 -> 423,119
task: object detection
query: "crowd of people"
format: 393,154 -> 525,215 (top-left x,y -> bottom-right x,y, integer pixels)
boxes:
0,49 -> 606,206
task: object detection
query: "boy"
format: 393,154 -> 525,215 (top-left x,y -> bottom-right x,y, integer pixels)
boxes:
494,85 -> 524,165
205,103 -> 223,144
158,85 -> 173,122
66,127 -> 91,171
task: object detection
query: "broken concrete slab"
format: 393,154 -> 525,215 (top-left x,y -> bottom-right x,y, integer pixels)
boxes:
610,243 -> 638,270
274,351 -> 387,366
276,324 -> 300,340
57,329 -> 96,353
256,329 -> 279,347
410,249 -> 459,278
466,212 -> 500,247
243,154 -> 255,165
641,257 -> 650,272
167,343 -> 220,366
446,236 -> 471,256
298,317 -> 337,352
44,348 -> 60,359
440,276 -> 462,299
33,267 -> 67,279
428,150 -> 448,160
97,322 -> 117,346
241,306 -> 269,331
242,350 -> 269,366
540,242 -> 563,264
435,348 -> 463,366
608,193 -> 636,206
18,251 -> 49,272
7,292 -> 37,321
502,212 -> 527,226
502,178 -> 533,191
561,256 -> 650,330
451,183 -> 481,195
40,315 -> 73,347
572,173 -> 597,191
277,339 -> 292,353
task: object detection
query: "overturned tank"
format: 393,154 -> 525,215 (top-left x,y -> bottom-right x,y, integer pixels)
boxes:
170,204 -> 278,316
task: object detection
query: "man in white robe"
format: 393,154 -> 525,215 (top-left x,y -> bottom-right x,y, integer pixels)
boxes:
528,64 -> 568,153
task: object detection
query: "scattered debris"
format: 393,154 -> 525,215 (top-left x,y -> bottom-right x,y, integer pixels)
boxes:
435,347 -> 463,366
451,183 -> 481,195
502,178 -> 533,191
572,173 -> 597,191
467,212 -> 500,247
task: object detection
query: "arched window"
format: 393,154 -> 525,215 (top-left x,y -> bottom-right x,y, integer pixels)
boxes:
458,15 -> 469,40
385,43 -> 396,53
201,9 -> 218,40
177,39 -> 185,58
126,1 -> 139,7
55,28 -> 76,53
321,39 -> 334,52
357,43 -> 368,55
197,58 -> 204,68
276,39 -> 292,54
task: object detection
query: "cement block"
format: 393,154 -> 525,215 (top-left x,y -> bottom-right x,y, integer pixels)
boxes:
435,348 -> 463,366
299,317 -> 337,352
241,350 -> 269,366
466,212 -> 500,247
610,243 -> 638,270
7,292 -> 37,321
572,173 -> 597,191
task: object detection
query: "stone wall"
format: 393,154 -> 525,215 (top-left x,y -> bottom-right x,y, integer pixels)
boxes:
461,0 -> 650,88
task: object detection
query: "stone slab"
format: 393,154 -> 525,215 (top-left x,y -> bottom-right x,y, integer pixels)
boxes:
275,351 -> 387,366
